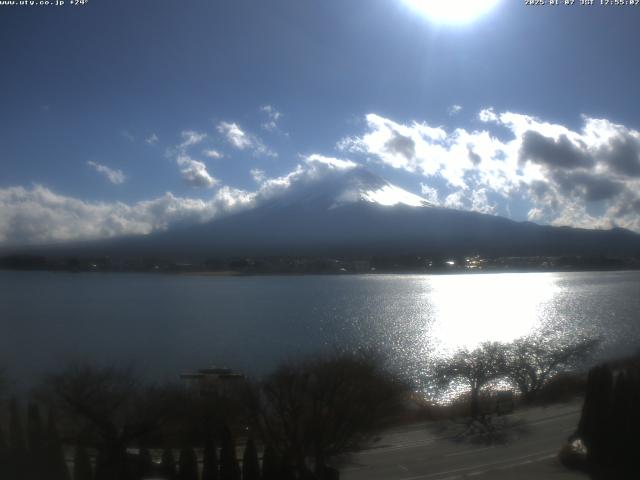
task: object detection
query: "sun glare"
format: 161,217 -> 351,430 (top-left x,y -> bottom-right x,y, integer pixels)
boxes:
425,273 -> 559,356
403,0 -> 502,25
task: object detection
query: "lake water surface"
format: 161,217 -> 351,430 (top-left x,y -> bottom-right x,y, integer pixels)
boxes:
1,270 -> 640,387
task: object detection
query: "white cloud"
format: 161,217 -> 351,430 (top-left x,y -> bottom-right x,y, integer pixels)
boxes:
262,121 -> 278,132
0,154 -> 365,245
179,130 -> 207,149
203,149 -> 223,159
250,168 -> 266,183
260,105 -> 282,121
145,133 -> 159,145
164,131 -> 219,188
244,155 -> 347,197
470,188 -> 497,215
0,185 -> 255,246
443,190 -> 466,210
217,122 -> 252,149
176,155 -> 218,188
260,105 -> 283,132
478,108 -> 498,123
246,154 -> 359,203
87,161 -> 127,185
305,154 -> 358,171
420,184 -> 440,205
448,104 -> 463,116
217,121 -> 277,157
340,111 -> 640,231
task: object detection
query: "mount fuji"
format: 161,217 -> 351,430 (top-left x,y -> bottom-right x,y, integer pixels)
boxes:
7,166 -> 640,261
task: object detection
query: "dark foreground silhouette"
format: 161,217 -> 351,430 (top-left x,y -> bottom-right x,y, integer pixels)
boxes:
0,334 -> 602,480
0,352 -> 405,480
561,354 -> 640,479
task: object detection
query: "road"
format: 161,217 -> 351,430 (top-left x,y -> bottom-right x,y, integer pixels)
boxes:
342,401 -> 588,480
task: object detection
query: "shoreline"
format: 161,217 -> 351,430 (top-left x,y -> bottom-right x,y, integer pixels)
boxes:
2,265 -> 640,277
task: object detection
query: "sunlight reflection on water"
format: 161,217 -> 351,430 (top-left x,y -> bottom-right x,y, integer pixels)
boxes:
350,271 -> 637,391
382,273 -> 588,402
425,273 -> 559,356
1,271 -> 639,390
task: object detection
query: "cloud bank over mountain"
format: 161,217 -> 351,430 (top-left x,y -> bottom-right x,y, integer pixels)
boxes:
339,110 -> 640,232
1,109 -> 639,246
0,155 -> 357,245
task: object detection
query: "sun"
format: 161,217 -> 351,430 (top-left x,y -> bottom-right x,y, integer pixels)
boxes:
403,0 -> 502,25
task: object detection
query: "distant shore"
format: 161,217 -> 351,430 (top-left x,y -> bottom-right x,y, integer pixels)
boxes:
2,265 -> 640,277
2,251 -> 639,276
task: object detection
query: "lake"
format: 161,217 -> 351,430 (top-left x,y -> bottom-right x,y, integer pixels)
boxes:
1,270 -> 639,388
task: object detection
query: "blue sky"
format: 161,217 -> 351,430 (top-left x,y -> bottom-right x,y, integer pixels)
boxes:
1,0 -> 640,244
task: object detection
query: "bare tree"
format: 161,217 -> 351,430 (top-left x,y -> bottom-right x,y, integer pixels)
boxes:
247,351 -> 407,475
505,332 -> 598,402
172,381 -> 249,446
433,342 -> 508,420
41,363 -> 180,480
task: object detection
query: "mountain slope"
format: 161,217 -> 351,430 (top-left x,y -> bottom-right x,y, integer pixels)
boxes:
6,167 -> 640,260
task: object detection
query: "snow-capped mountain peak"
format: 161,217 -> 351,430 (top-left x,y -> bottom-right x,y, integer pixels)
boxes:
265,166 -> 434,210
324,167 -> 434,208
360,183 -> 431,207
